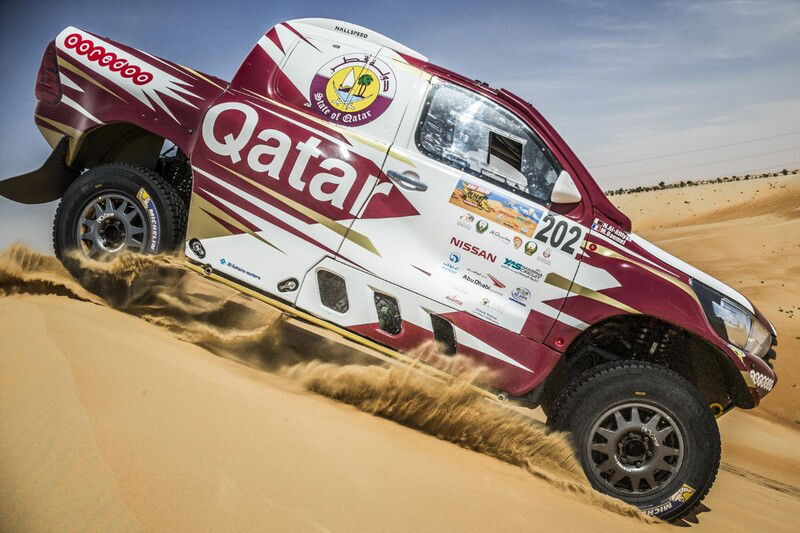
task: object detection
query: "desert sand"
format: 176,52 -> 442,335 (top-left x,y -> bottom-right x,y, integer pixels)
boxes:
1,175 -> 799,532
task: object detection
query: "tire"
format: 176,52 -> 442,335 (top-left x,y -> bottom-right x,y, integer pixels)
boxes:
548,360 -> 720,521
54,163 -> 187,266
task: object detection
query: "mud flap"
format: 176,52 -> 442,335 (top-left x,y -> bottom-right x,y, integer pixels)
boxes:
0,137 -> 78,204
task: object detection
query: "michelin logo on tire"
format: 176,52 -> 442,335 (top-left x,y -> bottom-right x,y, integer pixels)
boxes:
136,188 -> 160,253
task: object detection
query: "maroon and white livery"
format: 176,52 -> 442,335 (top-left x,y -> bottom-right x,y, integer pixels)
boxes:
2,18 -> 779,521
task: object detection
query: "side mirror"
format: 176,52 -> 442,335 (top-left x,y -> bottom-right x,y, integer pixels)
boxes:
550,170 -> 582,204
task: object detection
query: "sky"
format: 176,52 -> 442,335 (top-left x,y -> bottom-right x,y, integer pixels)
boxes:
0,0 -> 798,250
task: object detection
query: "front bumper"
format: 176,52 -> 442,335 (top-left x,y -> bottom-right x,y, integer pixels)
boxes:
726,343 -> 777,406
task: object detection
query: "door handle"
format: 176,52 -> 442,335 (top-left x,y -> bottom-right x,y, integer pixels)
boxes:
386,170 -> 428,192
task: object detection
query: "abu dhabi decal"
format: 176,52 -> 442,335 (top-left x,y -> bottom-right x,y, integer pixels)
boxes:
449,179 -> 544,236
310,54 -> 396,126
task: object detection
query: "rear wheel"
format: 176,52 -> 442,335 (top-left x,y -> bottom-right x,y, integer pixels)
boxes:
548,360 -> 720,521
54,163 -> 187,265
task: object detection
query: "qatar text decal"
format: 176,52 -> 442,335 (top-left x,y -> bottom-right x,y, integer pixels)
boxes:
309,54 -> 395,126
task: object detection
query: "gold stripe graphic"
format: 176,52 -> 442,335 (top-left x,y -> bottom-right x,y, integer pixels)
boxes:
209,161 -> 380,256
36,125 -> 65,149
192,193 -> 284,253
177,63 -> 226,91
545,272 -> 640,315
35,114 -> 83,139
586,242 -> 701,305
57,57 -> 126,101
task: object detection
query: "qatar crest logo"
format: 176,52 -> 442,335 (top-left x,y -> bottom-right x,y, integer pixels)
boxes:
310,54 -> 395,126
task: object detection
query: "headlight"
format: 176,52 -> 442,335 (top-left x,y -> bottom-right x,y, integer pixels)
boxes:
690,279 -> 771,358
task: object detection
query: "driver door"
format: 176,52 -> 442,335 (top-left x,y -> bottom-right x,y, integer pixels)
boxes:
338,78 -> 587,342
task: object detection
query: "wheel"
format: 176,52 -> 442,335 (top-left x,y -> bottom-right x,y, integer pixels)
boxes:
54,163 -> 187,263
548,360 -> 720,521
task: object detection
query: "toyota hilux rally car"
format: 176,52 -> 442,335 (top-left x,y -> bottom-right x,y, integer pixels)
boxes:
0,18 -> 779,520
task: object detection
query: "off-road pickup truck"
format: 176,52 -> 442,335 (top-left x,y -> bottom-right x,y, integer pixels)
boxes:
0,18 -> 779,520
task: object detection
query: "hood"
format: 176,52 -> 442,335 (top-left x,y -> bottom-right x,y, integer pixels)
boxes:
631,233 -> 776,336
629,233 -> 756,314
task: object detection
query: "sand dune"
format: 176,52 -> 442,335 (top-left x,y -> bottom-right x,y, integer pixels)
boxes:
2,175 -> 799,531
611,174 -> 800,421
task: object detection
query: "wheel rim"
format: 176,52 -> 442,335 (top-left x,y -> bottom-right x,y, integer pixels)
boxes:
587,402 -> 684,497
76,192 -> 148,258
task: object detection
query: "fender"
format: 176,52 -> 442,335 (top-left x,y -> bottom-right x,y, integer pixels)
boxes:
545,216 -> 775,408
1,26 -> 228,204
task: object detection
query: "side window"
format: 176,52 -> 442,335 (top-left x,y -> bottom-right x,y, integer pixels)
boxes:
416,81 -> 562,203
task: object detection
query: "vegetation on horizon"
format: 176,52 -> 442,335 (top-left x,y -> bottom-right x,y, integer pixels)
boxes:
605,168 -> 799,196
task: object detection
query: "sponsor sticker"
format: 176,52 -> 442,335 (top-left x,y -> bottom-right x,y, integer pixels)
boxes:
442,251 -> 461,273
728,344 -> 746,362
488,228 -> 511,244
535,248 -> 552,265
309,54 -> 396,126
445,294 -> 464,306
509,287 -> 531,306
501,258 -> 543,282
591,217 -> 630,246
219,257 -> 262,281
472,297 -> 505,325
136,188 -> 160,253
449,178 -> 544,236
524,241 -> 538,256
513,236 -> 523,249
476,219 -> 489,234
750,369 -> 775,392
457,212 -> 475,229
450,237 -> 497,263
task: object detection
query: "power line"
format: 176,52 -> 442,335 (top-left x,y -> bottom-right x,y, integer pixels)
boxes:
611,147 -> 800,180
591,131 -> 800,168
606,162 -> 800,186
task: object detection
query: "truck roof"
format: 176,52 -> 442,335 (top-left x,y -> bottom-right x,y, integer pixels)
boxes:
284,18 -> 428,62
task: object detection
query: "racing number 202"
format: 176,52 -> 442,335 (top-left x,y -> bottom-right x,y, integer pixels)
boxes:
534,215 -> 582,255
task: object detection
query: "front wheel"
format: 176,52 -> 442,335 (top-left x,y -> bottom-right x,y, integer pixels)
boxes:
53,163 -> 187,263
548,360 -> 720,521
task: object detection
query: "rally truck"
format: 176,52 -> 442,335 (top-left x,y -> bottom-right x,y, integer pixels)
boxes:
0,18 -> 779,520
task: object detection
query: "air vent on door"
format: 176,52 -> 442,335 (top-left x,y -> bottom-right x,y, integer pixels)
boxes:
374,292 -> 401,335
317,270 -> 349,313
430,314 -> 457,355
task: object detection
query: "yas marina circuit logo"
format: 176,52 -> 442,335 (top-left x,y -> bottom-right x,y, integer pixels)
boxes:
310,54 -> 396,126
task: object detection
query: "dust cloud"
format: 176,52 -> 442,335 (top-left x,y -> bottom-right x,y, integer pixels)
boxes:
0,244 -> 652,522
